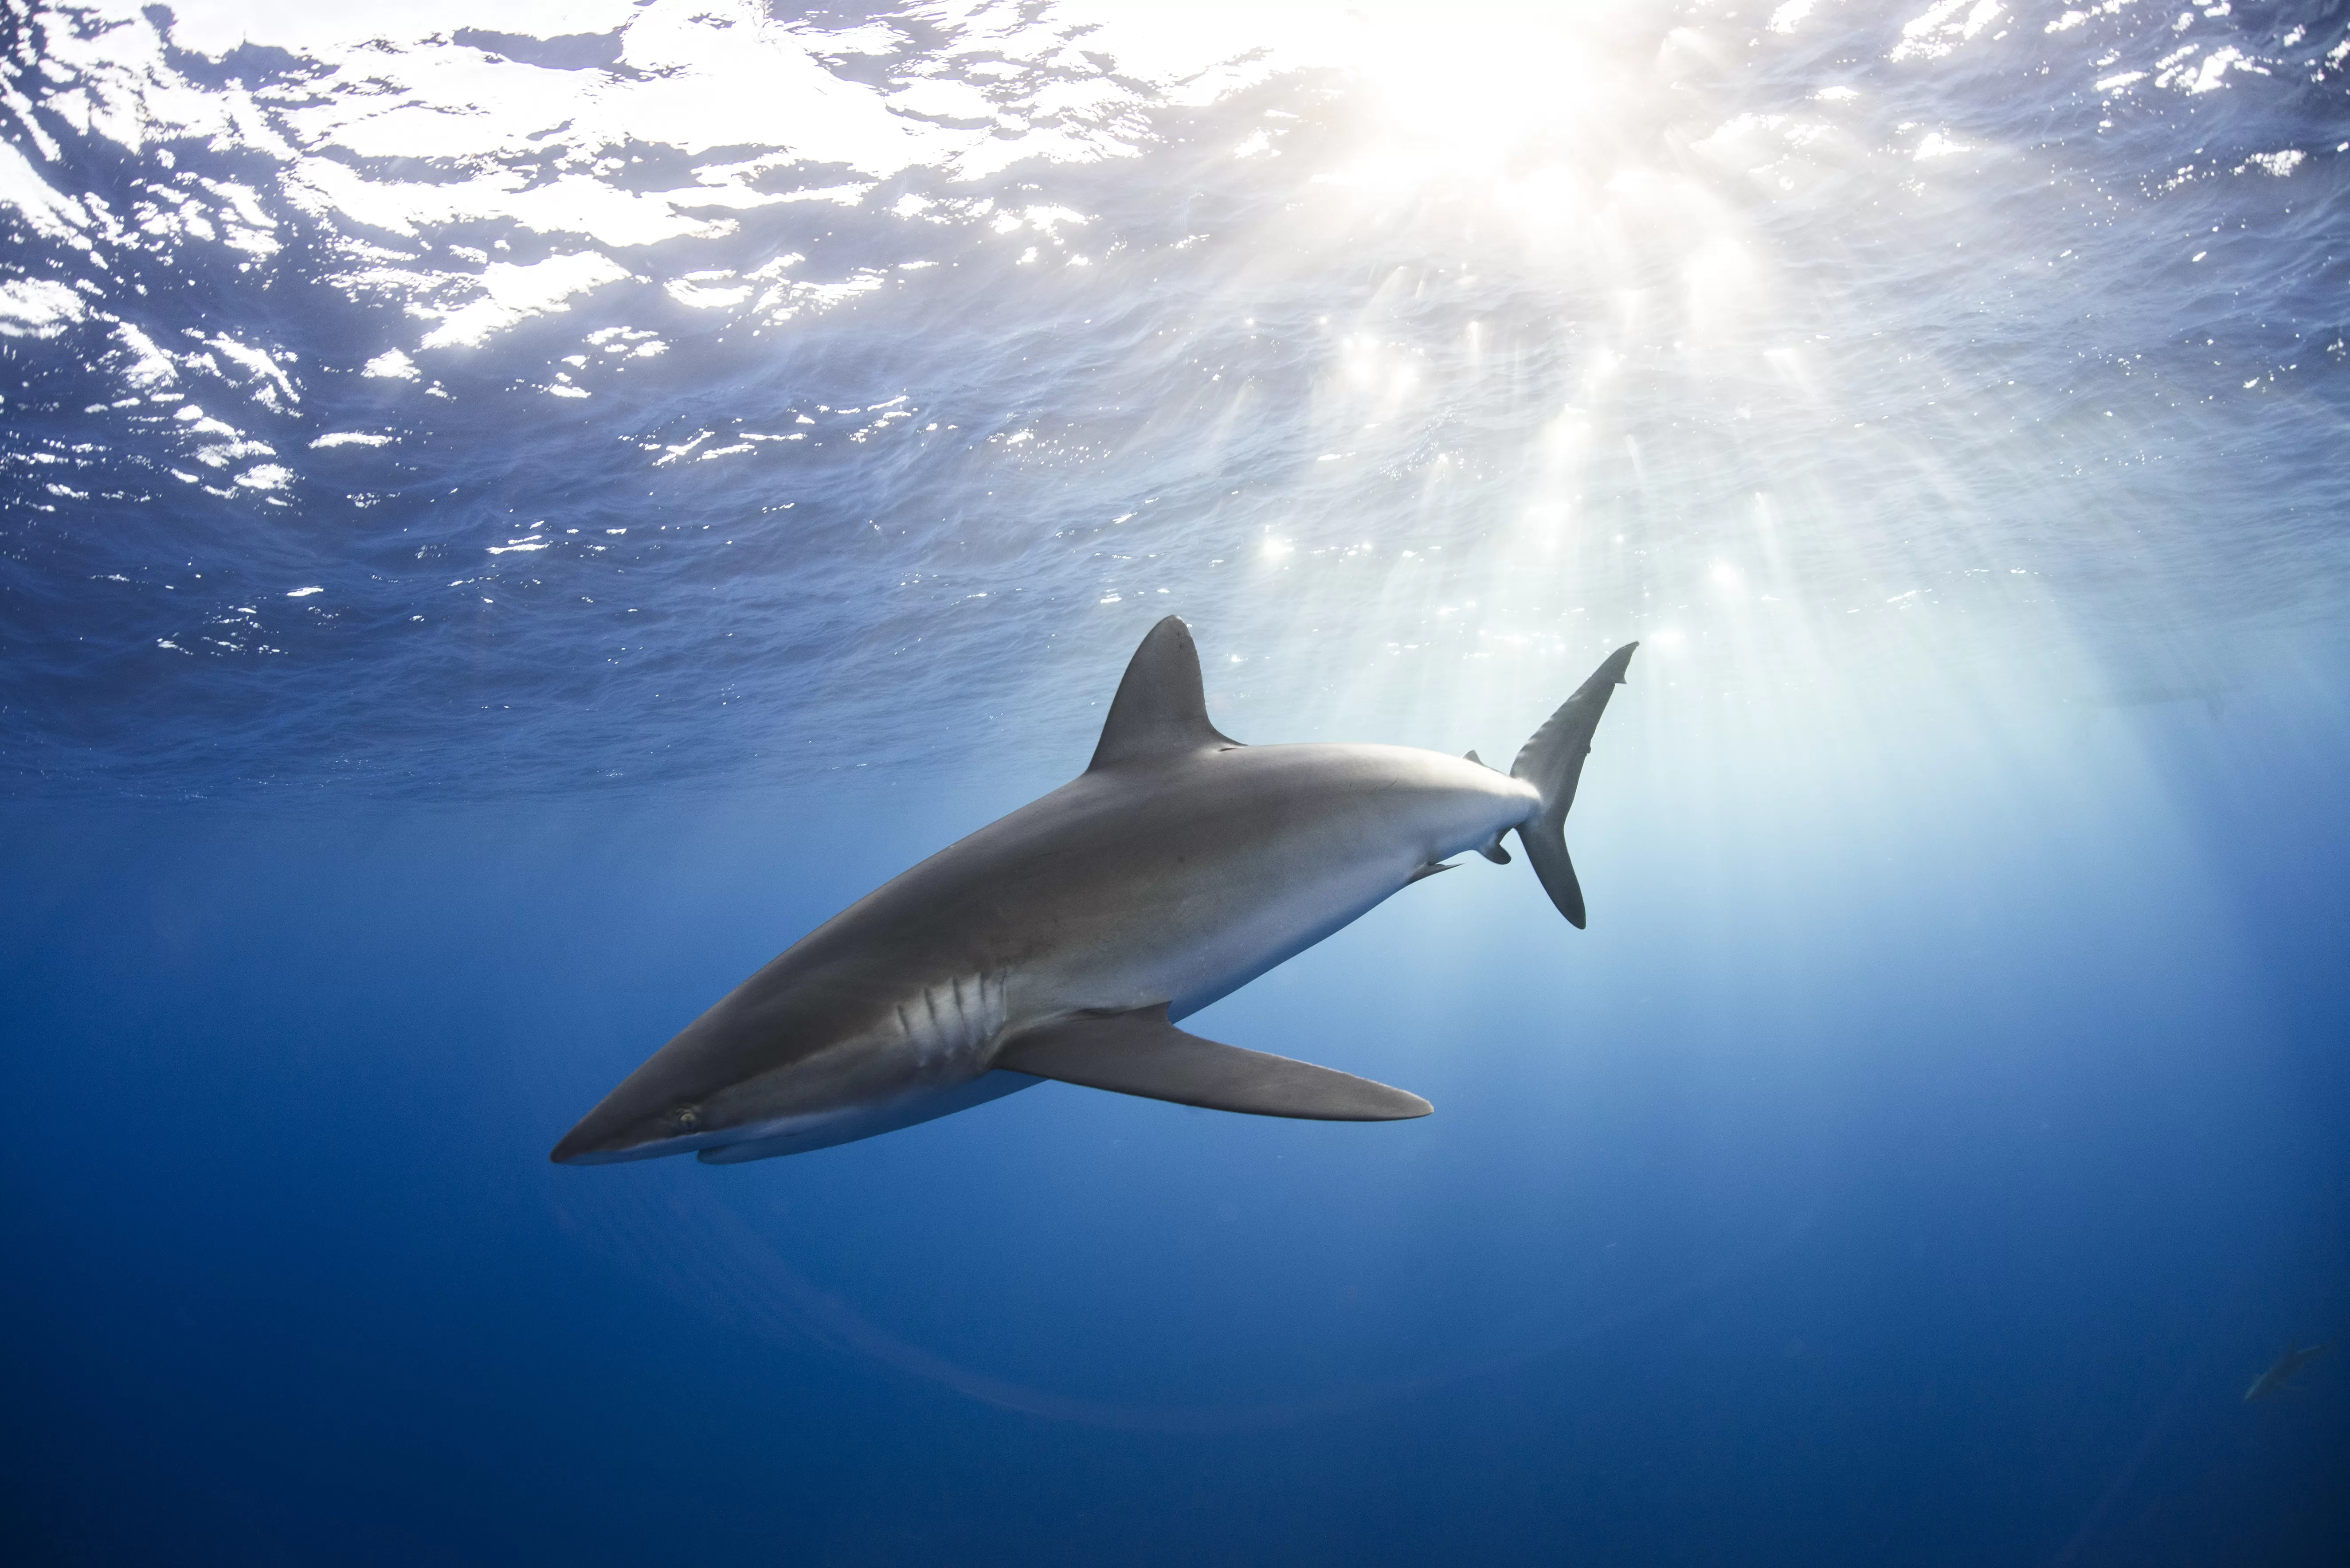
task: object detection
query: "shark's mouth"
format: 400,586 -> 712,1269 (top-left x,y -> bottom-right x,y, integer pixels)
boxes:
550,1125 -> 732,1165
693,1071 -> 1043,1165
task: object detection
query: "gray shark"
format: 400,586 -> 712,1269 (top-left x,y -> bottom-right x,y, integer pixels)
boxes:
2064,682 -> 2238,721
2244,1340 -> 2333,1402
552,617 -> 1637,1166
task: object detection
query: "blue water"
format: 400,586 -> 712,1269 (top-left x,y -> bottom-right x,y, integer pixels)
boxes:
4,0 -> 2347,1561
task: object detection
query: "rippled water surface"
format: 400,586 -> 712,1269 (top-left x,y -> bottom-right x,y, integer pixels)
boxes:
4,2 -> 2347,1564
6,0 -> 2344,794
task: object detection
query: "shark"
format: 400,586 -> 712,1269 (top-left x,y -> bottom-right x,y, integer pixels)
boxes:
552,616 -> 1637,1166
2243,1340 -> 2333,1402
2063,682 -> 2238,722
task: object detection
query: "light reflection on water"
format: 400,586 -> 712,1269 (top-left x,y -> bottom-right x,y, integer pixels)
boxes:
4,0 -> 2342,795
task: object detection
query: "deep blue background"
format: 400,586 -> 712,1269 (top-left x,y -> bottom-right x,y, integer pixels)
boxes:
5,665 -> 2344,1566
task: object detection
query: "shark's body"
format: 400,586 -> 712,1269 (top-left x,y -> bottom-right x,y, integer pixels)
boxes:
2065,683 -> 2237,721
554,618 -> 1636,1166
2244,1341 -> 2333,1402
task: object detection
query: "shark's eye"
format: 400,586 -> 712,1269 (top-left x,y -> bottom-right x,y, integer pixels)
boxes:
674,1106 -> 701,1130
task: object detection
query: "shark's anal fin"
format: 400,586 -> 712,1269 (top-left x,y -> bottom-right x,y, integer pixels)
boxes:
1089,617 -> 1242,770
994,1005 -> 1431,1121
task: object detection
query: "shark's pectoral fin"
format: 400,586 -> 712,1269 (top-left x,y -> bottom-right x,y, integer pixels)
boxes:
995,1005 -> 1431,1121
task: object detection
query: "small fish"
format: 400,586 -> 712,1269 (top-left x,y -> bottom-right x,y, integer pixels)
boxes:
2244,1340 -> 2333,1402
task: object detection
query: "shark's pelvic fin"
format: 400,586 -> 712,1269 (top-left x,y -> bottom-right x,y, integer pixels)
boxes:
1511,642 -> 1638,929
995,1004 -> 1431,1121
1405,860 -> 1457,884
1089,616 -> 1242,770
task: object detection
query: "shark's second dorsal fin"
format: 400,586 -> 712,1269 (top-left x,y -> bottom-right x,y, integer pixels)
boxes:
1089,616 -> 1240,770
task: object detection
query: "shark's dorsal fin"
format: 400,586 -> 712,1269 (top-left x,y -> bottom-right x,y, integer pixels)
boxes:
1089,616 -> 1240,770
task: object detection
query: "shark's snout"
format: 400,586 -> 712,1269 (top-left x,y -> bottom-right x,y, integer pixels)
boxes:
549,1088 -> 709,1165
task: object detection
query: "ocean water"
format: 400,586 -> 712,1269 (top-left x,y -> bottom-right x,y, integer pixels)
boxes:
4,0 -> 2347,1561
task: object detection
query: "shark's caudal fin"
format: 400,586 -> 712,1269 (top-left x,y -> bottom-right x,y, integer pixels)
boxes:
1510,642 -> 1638,929
996,1004 -> 1431,1120
1089,616 -> 1242,770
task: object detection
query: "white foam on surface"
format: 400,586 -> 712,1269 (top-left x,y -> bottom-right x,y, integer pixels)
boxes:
0,277 -> 86,337
419,251 -> 633,349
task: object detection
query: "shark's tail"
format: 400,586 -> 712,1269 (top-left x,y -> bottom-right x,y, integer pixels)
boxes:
1510,642 -> 1638,929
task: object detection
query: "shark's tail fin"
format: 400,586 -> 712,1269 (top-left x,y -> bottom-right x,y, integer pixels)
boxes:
1510,643 -> 1637,929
